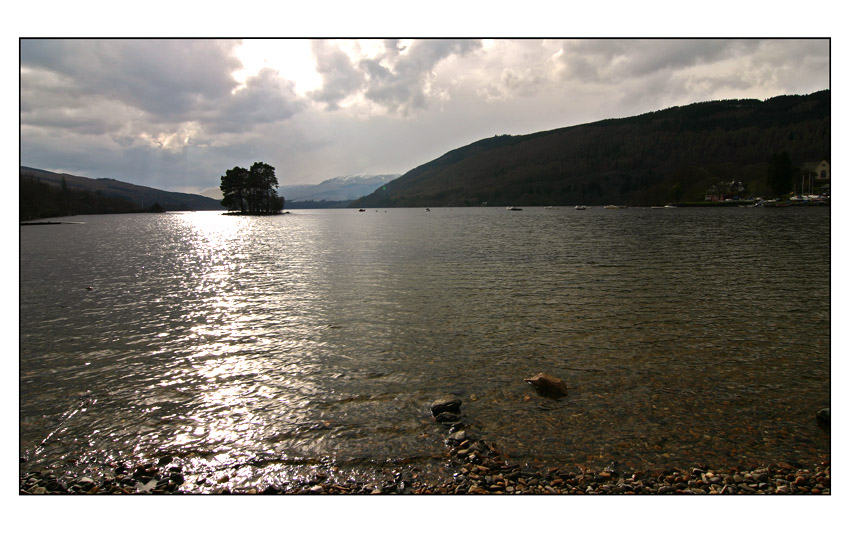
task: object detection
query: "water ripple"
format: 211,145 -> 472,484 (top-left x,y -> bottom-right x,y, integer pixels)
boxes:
20,207 -> 830,484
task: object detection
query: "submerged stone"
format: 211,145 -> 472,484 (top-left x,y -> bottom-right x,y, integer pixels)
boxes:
447,430 -> 467,443
523,372 -> 569,399
431,396 -> 462,416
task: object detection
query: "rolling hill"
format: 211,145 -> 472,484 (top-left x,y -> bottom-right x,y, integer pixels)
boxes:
20,167 -> 223,220
351,90 -> 830,208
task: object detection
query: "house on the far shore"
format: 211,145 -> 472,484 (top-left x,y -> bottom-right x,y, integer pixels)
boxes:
800,160 -> 830,196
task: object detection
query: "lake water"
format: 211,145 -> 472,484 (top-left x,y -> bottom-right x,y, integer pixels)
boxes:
19,207 -> 830,491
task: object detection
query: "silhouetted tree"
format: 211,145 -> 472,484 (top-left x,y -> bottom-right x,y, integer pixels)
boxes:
220,166 -> 249,213
668,182 -> 683,203
220,162 -> 283,214
767,152 -> 794,196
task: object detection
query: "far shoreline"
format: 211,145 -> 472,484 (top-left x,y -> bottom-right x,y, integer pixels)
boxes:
221,211 -> 291,216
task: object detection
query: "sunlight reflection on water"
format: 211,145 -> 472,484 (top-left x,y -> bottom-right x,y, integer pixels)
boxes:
20,208 -> 830,490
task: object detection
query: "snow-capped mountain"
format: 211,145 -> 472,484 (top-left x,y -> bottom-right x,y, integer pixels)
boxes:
278,174 -> 400,202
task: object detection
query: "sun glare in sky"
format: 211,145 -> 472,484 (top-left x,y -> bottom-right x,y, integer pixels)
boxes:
232,39 -> 323,96
232,39 -> 419,97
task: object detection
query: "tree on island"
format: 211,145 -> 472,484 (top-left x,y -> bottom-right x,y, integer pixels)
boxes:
220,162 -> 285,214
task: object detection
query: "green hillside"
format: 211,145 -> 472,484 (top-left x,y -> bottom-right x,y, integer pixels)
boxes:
352,91 -> 830,207
20,167 -> 223,220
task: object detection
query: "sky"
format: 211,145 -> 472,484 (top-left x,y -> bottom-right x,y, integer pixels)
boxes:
19,36 -> 830,196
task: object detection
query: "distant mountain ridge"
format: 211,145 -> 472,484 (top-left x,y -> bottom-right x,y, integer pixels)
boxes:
352,91 -> 830,208
20,166 -> 223,216
278,174 -> 400,202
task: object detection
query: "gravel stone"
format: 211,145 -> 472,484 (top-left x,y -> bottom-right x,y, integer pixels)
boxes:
20,417 -> 831,496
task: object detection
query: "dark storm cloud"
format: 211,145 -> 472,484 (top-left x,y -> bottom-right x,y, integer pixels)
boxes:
308,40 -> 366,110
21,38 -> 307,145
556,39 -> 829,93
310,39 -> 483,113
21,39 -> 241,121
362,39 -> 482,112
538,38 -> 831,117
556,39 -> 746,83
205,68 -> 305,134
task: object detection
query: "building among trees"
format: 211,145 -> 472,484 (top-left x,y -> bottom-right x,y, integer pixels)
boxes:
801,160 -> 830,181
220,162 -> 284,215
800,160 -> 830,196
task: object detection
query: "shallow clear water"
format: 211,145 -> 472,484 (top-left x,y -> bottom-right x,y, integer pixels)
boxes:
19,207 -> 830,490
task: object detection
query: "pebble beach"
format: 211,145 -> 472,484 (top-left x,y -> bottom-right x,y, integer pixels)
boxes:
19,442 -> 830,496
19,397 -> 830,496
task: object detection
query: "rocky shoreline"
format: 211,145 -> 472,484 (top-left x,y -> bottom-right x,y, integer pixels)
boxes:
17,442 -> 831,495
20,397 -> 830,495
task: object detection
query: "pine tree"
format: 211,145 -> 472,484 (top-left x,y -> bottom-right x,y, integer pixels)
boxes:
220,162 -> 283,214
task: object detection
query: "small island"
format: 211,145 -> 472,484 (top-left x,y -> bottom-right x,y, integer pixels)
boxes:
220,162 -> 285,215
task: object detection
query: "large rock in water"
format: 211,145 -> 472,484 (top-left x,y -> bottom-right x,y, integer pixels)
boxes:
524,372 -> 569,399
431,396 -> 462,416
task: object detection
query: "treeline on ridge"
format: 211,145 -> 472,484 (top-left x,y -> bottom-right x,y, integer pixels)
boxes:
20,174 -> 161,221
352,90 -> 830,207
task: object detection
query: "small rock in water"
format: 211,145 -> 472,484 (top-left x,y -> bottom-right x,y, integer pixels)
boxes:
431,396 -> 462,416
523,372 -> 569,398
448,430 -> 467,443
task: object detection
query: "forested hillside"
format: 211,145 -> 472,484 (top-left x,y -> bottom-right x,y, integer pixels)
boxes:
19,167 -> 223,220
352,91 -> 830,207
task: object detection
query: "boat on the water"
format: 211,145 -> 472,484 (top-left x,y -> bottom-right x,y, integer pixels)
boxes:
575,205 -> 586,210
506,206 -> 523,211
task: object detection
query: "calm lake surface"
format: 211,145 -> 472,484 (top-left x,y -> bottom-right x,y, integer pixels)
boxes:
20,207 -> 830,491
